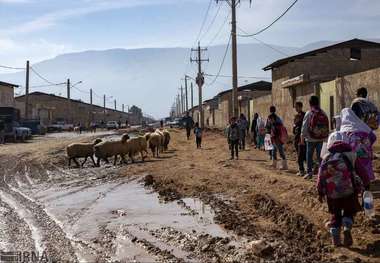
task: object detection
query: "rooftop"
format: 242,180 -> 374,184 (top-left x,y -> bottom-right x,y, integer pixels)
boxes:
263,38 -> 380,71
217,81 -> 272,97
0,81 -> 19,87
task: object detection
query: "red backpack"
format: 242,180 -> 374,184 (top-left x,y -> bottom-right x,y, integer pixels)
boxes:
309,109 -> 329,140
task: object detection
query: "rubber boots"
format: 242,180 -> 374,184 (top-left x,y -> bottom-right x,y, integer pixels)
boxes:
330,227 -> 341,247
342,217 -> 353,247
279,160 -> 288,170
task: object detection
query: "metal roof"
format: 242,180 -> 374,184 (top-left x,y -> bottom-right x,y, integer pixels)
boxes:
0,81 -> 19,87
216,80 -> 272,97
263,38 -> 380,71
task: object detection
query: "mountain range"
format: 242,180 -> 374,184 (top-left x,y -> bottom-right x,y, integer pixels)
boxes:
1,39 -> 375,118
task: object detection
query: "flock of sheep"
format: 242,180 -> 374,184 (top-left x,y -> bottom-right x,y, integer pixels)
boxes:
66,128 -> 171,168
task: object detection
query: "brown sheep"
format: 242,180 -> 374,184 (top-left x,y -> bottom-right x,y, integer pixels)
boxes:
66,138 -> 102,167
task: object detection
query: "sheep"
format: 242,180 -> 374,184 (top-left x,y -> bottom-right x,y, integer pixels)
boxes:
94,134 -> 130,166
121,136 -> 148,163
162,129 -> 171,151
144,132 -> 152,142
148,132 -> 162,157
155,129 -> 165,152
66,138 -> 102,167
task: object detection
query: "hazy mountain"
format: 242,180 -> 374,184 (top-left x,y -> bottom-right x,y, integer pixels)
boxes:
0,40 -> 354,118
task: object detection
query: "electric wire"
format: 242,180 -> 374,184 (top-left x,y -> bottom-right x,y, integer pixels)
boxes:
237,0 -> 299,37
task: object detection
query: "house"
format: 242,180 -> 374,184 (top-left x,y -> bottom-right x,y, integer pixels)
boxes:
15,92 -> 134,126
0,81 -> 18,107
263,38 -> 380,129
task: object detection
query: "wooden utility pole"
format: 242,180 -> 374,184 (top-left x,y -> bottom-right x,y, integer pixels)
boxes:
180,85 -> 184,114
67,78 -> 71,123
114,99 -> 117,110
103,94 -> 106,122
24,60 -> 30,119
191,42 -> 208,128
216,0 -> 239,118
190,82 -> 194,111
90,89 -> 93,105
177,94 -> 180,117
184,75 -> 189,112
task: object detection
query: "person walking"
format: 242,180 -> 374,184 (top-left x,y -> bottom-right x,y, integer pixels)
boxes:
194,122 -> 202,149
351,87 -> 379,130
182,112 -> 194,140
256,115 -> 266,150
238,114 -> 249,150
266,106 -> 288,170
317,131 -> 363,247
301,96 -> 329,179
293,102 -> 306,176
227,117 -> 240,160
251,113 -> 259,147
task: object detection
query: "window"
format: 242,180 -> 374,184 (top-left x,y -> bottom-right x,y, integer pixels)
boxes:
350,48 -> 361,60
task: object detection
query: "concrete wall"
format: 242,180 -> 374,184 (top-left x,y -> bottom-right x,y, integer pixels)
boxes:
250,94 -> 273,121
271,47 -> 380,129
0,85 -> 15,107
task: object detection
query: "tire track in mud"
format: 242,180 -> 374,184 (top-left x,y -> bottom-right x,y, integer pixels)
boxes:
0,162 -> 79,262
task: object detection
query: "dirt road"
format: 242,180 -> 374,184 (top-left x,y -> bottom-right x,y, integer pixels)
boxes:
0,129 -> 379,262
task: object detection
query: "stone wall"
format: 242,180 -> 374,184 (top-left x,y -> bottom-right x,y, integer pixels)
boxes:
0,85 -> 15,107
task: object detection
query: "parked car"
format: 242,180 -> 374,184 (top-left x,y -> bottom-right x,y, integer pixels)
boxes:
106,121 -> 119,130
166,118 -> 182,128
21,120 -> 46,135
0,107 -> 32,142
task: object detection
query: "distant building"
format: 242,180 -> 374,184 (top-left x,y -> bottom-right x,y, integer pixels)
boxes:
15,92 -> 140,126
0,81 -> 18,107
263,38 -> 380,129
191,81 -> 272,129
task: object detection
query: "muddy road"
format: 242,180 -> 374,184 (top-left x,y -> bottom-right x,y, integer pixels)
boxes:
0,129 -> 379,262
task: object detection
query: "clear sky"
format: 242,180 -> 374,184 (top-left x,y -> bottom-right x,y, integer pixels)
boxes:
1,0 -> 380,68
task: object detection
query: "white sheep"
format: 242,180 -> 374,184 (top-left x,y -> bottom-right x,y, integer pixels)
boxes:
66,138 -> 102,167
162,129 -> 171,151
148,132 -> 162,157
122,136 -> 148,163
94,134 -> 130,166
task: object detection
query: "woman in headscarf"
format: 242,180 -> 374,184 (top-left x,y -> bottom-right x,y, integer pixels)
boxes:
339,108 -> 377,189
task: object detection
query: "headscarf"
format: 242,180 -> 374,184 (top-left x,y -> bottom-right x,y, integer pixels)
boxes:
339,108 -> 371,134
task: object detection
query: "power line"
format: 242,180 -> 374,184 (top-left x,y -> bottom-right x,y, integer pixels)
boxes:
200,4 -> 222,41
206,34 -> 232,87
237,0 -> 299,37
0,65 -> 25,70
204,73 -> 270,79
207,11 -> 231,48
30,67 -> 58,85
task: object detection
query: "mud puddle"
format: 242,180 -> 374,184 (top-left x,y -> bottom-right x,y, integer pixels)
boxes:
17,173 -> 250,262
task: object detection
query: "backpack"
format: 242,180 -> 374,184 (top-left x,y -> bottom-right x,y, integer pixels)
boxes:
276,124 -> 288,144
309,109 -> 329,140
318,153 -> 362,199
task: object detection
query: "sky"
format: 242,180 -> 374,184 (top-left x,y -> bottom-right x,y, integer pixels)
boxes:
0,0 -> 380,116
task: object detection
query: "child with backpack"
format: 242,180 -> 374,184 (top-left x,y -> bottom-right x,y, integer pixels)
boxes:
301,96 -> 330,179
317,131 -> 363,247
194,122 -> 202,149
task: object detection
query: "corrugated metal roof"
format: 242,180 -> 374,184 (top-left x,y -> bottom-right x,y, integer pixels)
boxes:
263,38 -> 380,71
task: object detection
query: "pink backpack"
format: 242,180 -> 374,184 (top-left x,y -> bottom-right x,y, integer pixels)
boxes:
309,109 -> 329,140
317,152 -> 362,199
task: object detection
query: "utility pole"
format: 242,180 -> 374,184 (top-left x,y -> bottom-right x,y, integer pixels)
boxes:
67,78 -> 71,124
190,82 -> 194,111
114,99 -> 117,111
103,94 -> 106,122
184,75 -> 189,112
180,85 -> 184,114
191,42 -> 208,128
90,89 -> 93,105
177,94 -> 180,117
24,60 -> 30,119
122,104 -> 125,112
216,0 -> 239,118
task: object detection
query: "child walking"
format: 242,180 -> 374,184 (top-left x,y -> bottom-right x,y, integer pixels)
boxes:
227,117 -> 240,159
317,131 -> 363,247
194,122 -> 202,149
